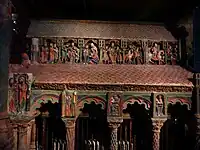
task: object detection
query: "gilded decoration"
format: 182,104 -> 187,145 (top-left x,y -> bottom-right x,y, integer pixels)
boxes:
33,83 -> 193,92
8,73 -> 33,114
26,37 -> 180,65
153,93 -> 167,118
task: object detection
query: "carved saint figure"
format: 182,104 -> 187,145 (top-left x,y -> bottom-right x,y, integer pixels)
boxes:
49,43 -> 55,63
102,45 -> 110,64
61,43 -> 68,63
109,95 -> 121,116
108,42 -> 117,64
18,76 -> 28,111
116,45 -> 123,64
83,45 -> 89,64
62,89 -> 72,117
40,43 -> 48,63
88,42 -> 99,64
155,95 -> 164,116
125,45 -> 134,64
67,42 -> 79,63
53,43 -> 59,63
149,43 -> 165,65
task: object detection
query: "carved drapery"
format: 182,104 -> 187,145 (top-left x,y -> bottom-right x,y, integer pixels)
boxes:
152,119 -> 166,150
108,117 -> 123,150
64,118 -> 76,150
27,37 -> 179,66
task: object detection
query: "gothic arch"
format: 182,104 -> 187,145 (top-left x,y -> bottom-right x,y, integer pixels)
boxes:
30,94 -> 60,112
167,97 -> 191,110
123,96 -> 151,110
77,96 -> 106,112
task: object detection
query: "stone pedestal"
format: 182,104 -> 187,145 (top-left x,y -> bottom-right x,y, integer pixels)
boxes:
107,117 -> 123,150
64,118 -> 76,150
152,118 -> 166,150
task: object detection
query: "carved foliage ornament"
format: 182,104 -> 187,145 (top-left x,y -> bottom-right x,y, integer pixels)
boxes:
33,83 -> 193,92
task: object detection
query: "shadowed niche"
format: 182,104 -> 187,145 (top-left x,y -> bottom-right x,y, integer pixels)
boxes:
75,101 -> 109,150
123,103 -> 153,150
35,100 -> 66,149
160,102 -> 194,150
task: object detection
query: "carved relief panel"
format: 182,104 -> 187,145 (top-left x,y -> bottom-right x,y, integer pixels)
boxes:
152,93 -> 167,118
26,37 -> 179,65
61,88 -> 76,118
107,93 -> 123,117
8,73 -> 33,114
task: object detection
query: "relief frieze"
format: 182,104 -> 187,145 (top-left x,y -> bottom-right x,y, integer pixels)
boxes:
32,83 -> 193,92
26,37 -> 179,65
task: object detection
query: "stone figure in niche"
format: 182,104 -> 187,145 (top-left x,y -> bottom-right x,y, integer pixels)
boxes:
9,74 -> 30,113
67,41 -> 80,63
83,45 -> 89,64
61,43 -> 68,63
88,42 -> 99,64
149,43 -> 165,65
116,45 -> 123,64
109,95 -> 121,116
166,45 -> 172,65
18,75 -> 29,112
49,43 -> 55,63
125,45 -> 134,64
108,42 -> 117,64
102,45 -> 111,64
155,95 -> 164,116
171,44 -> 178,65
8,78 -> 17,113
53,43 -> 59,63
40,42 -> 48,63
62,89 -> 72,117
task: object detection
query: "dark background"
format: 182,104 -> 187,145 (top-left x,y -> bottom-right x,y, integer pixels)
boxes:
10,0 -> 199,63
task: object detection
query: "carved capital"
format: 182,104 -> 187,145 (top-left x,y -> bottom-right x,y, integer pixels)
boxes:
63,118 -> 76,129
152,118 -> 166,133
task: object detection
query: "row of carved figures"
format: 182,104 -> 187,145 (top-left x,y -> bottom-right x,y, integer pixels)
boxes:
23,38 -> 179,65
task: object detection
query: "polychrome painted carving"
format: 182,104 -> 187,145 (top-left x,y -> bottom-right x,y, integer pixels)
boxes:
26,37 -> 179,65
8,73 -> 33,114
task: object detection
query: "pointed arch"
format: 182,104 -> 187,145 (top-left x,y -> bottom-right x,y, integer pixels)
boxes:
30,94 -> 60,111
123,96 -> 151,110
77,96 -> 106,111
168,97 -> 191,110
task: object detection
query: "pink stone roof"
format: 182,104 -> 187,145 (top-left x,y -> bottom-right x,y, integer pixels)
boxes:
27,20 -> 176,41
9,64 -> 193,87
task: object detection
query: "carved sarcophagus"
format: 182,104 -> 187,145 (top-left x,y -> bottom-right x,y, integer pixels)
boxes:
25,20 -> 180,65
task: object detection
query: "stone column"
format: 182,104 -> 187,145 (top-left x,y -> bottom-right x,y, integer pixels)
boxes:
18,124 -> 28,150
64,118 -> 76,150
107,117 -> 123,150
152,118 -> 166,150
194,73 -> 200,150
30,120 -> 36,150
